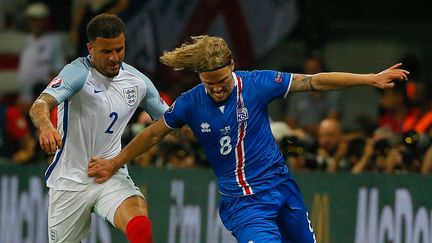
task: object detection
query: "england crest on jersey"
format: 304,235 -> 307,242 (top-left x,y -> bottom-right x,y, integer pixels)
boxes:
123,86 -> 138,106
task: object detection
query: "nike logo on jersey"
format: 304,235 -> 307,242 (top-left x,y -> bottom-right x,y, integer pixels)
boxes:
94,89 -> 103,93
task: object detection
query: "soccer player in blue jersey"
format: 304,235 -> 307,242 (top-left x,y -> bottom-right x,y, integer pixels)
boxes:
88,35 -> 409,242
29,14 -> 167,243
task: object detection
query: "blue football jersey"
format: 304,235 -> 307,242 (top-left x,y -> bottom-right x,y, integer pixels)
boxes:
164,70 -> 292,196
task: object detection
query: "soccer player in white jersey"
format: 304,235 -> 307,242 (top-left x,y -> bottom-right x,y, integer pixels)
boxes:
88,36 -> 409,243
29,14 -> 167,243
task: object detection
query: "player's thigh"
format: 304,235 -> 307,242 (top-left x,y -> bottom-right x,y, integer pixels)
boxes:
94,174 -> 145,231
48,189 -> 92,243
276,207 -> 316,243
234,219 -> 282,243
113,195 -> 148,233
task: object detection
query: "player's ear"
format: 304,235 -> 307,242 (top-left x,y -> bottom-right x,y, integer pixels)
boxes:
87,42 -> 93,55
230,59 -> 235,70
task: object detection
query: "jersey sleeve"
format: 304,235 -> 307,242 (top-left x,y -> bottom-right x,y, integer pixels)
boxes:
139,80 -> 169,119
248,70 -> 292,104
163,94 -> 188,129
123,63 -> 169,119
43,59 -> 88,103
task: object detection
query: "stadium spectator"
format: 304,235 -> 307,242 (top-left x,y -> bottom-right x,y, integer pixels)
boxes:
316,118 -> 347,172
87,35 -> 408,242
29,14 -> 167,243
0,94 -> 36,164
69,0 -> 129,57
17,2 -> 66,113
351,127 -> 407,174
284,55 -> 341,136
421,144 -> 432,174
159,141 -> 196,168
378,82 -> 422,134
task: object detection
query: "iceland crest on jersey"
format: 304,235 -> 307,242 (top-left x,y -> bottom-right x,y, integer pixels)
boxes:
236,107 -> 249,122
123,86 -> 138,106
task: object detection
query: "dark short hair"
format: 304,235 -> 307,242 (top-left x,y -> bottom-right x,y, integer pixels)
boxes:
87,13 -> 125,42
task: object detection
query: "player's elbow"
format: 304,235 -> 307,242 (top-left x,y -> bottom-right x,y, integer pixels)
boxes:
310,75 -> 327,91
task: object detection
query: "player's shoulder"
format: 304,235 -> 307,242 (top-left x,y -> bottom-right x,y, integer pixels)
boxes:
236,69 -> 290,84
121,62 -> 140,74
234,70 -> 252,79
66,56 -> 92,72
234,70 -> 263,83
235,70 -> 278,79
182,83 -> 204,98
57,57 -> 91,84
173,84 -> 204,106
121,62 -> 151,81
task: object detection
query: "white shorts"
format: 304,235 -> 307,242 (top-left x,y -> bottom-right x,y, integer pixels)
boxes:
47,173 -> 144,243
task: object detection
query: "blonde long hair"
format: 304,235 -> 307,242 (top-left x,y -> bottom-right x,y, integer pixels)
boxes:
160,35 -> 232,72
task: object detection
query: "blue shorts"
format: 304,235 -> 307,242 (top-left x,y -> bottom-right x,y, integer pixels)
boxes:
218,179 -> 316,243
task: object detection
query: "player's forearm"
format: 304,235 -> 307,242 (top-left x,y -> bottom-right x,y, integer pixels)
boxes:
111,120 -> 171,169
29,100 -> 55,130
312,72 -> 373,91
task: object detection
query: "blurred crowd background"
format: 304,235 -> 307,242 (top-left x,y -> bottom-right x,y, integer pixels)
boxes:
0,0 -> 431,174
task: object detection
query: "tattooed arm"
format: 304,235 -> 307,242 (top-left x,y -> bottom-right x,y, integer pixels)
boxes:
29,93 -> 62,154
290,63 -> 409,92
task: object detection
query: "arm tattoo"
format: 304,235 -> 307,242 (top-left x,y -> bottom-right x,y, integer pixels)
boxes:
29,93 -> 58,130
291,74 -> 317,92
38,93 -> 58,109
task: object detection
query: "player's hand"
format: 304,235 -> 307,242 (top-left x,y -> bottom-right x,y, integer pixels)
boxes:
87,157 -> 116,183
38,127 -> 62,154
373,63 -> 409,89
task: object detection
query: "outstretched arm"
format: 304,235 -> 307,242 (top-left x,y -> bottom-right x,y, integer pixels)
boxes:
290,63 -> 409,92
88,119 -> 172,183
29,93 -> 61,154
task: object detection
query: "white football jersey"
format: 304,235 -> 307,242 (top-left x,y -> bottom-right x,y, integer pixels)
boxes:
43,57 -> 168,190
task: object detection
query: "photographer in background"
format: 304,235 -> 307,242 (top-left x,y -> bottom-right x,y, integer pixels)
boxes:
316,118 -> 347,172
350,127 -> 411,174
270,121 -> 318,171
280,134 -> 317,171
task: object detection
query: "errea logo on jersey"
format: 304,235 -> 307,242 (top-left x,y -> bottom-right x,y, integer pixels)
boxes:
200,122 -> 211,132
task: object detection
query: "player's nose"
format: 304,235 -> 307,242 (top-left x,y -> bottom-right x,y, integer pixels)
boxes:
109,53 -> 119,62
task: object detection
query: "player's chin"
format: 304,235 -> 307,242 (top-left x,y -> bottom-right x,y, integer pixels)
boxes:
212,93 -> 227,102
212,96 -> 225,102
106,69 -> 120,77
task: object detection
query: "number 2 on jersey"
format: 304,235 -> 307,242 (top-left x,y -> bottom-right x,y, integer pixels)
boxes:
105,112 -> 118,134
